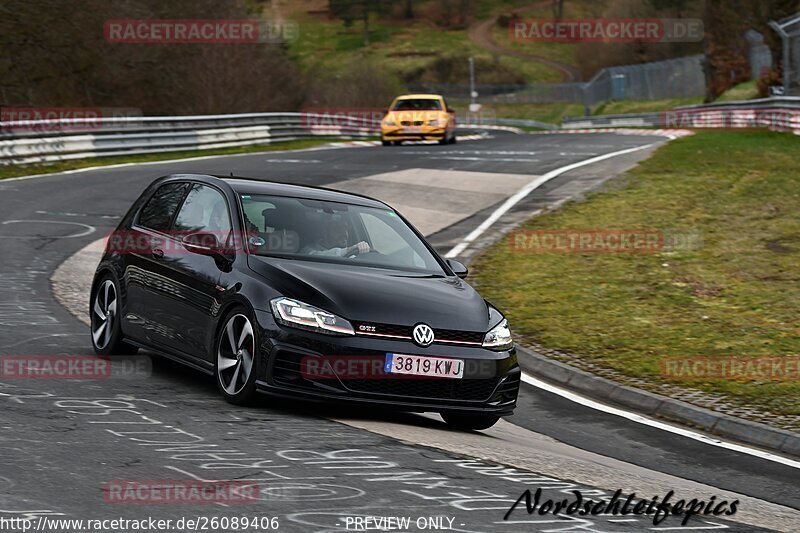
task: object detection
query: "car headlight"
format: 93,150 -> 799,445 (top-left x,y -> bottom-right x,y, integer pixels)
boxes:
482,319 -> 513,350
270,297 -> 354,336
429,119 -> 442,126
384,119 -> 396,126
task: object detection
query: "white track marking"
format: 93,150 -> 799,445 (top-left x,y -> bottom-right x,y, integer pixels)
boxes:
0,220 -> 96,239
2,133 -> 491,183
1,142 -> 370,183
439,156 -> 541,162
520,372 -> 800,469
445,142 -> 659,258
264,158 -> 322,163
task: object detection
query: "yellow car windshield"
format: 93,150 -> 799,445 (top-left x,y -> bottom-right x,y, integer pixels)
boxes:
392,99 -> 442,111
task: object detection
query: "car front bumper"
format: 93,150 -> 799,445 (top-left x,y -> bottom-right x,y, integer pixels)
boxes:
253,310 -> 520,416
381,126 -> 447,141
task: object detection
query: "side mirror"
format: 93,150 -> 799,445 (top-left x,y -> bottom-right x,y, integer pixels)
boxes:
447,107 -> 455,114
446,259 -> 468,279
182,231 -> 221,256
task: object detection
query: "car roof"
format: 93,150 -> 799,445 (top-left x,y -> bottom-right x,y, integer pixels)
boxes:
394,94 -> 444,100
161,174 -> 390,209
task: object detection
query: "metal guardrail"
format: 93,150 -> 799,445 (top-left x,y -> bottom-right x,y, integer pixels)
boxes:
491,118 -> 558,130
562,113 -> 662,128
561,96 -> 800,130
0,111 -> 550,165
0,113 -> 380,165
674,96 -> 800,110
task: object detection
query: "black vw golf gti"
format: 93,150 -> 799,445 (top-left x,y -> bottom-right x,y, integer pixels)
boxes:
91,174 -> 519,430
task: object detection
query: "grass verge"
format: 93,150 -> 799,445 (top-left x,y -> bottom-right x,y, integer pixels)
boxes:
477,102 -> 587,124
0,138 -> 351,180
288,10 -> 562,83
591,97 -> 704,116
486,81 -> 761,125
481,98 -> 704,125
471,131 -> 800,416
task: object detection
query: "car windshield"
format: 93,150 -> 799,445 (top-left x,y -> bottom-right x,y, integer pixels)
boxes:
239,194 -> 446,275
392,98 -> 442,111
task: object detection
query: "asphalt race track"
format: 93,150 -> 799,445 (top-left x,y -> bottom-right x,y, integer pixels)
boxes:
0,130 -> 798,532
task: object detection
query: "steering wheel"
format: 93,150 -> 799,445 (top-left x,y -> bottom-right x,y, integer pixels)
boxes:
346,250 -> 383,260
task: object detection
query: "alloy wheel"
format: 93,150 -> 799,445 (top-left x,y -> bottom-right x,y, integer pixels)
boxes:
217,314 -> 255,395
91,280 -> 117,349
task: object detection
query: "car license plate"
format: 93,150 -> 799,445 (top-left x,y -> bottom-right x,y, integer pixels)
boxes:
403,126 -> 422,133
384,353 -> 464,379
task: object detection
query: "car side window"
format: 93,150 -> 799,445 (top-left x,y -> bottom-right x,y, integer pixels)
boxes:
138,182 -> 189,232
173,184 -> 232,240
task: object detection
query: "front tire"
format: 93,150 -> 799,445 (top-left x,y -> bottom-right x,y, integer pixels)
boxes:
442,412 -> 500,431
216,309 -> 259,405
90,275 -> 138,356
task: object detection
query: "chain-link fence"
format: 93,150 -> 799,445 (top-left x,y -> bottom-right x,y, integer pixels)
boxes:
596,55 -> 705,101
409,16 -> 800,108
409,54 -> 706,107
746,30 -> 773,80
770,13 -> 800,95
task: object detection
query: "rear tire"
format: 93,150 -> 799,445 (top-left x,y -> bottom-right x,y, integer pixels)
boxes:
215,308 -> 259,405
90,274 -> 138,356
442,412 -> 500,431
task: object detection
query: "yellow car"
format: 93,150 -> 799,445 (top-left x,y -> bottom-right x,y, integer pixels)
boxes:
380,94 -> 456,146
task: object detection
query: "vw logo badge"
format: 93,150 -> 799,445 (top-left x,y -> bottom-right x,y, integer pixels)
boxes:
412,323 -> 435,347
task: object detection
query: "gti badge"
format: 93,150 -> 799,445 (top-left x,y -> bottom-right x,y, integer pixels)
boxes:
412,323 -> 434,347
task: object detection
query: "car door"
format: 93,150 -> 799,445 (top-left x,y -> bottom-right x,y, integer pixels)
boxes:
122,181 -> 191,347
157,183 -> 233,361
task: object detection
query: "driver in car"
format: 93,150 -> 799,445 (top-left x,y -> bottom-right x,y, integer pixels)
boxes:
302,219 -> 370,257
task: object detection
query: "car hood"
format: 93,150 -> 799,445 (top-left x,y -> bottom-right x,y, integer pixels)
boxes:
248,256 -> 491,331
385,109 -> 446,123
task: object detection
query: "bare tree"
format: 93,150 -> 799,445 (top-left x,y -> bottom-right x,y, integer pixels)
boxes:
405,0 -> 414,19
329,0 -> 391,47
552,0 -> 565,19
0,0 -> 305,114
